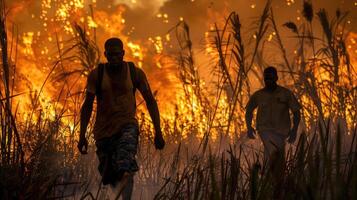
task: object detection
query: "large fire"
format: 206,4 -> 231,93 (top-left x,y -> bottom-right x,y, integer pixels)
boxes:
1,1 -> 356,199
1,0 -> 356,147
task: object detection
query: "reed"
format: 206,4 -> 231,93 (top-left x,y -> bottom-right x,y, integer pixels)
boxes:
0,0 -> 355,199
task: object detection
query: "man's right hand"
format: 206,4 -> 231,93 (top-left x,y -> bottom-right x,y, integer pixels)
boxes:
77,137 -> 88,154
247,126 -> 256,139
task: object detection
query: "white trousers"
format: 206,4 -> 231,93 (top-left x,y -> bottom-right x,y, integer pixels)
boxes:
258,131 -> 287,162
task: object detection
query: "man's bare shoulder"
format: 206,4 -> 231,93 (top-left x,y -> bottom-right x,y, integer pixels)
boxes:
87,64 -> 104,81
127,62 -> 152,92
125,61 -> 142,73
85,66 -> 102,94
130,64 -> 147,82
133,65 -> 145,76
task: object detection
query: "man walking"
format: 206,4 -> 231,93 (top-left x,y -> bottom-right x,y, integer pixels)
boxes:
78,38 -> 165,199
245,66 -> 301,165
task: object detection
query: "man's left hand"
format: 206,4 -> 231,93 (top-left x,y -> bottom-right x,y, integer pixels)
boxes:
154,133 -> 165,150
287,129 -> 297,144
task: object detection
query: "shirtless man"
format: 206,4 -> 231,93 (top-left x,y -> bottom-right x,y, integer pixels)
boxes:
78,38 -> 165,199
245,66 -> 301,165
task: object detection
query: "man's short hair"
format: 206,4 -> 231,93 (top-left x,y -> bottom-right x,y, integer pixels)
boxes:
264,66 -> 278,77
105,38 -> 123,50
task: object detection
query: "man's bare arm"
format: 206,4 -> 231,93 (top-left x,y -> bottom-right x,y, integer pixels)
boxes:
78,92 -> 95,154
141,89 -> 161,135
136,68 -> 161,134
245,96 -> 257,128
245,94 -> 258,139
137,68 -> 165,149
245,108 -> 254,129
292,110 -> 301,132
80,92 -> 95,138
140,89 -> 165,149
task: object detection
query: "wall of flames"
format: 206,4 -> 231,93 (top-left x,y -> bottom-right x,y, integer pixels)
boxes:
1,0 -> 356,143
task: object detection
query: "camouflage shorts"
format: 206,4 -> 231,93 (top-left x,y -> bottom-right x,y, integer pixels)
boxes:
95,124 -> 139,185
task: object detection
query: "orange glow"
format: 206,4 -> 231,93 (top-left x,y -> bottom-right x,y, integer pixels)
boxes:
1,0 -> 356,145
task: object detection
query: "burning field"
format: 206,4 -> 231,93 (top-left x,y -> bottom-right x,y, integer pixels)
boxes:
0,0 -> 356,199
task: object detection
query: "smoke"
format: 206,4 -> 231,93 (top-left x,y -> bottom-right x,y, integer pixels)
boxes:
5,0 -> 356,52
114,0 -> 168,10
120,0 -> 357,41
119,0 -> 357,74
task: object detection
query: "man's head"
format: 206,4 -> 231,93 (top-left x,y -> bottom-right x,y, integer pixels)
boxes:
263,66 -> 278,89
104,38 -> 125,64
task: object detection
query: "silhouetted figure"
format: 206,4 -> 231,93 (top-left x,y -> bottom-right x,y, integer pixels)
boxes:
245,66 -> 301,196
78,38 -> 165,200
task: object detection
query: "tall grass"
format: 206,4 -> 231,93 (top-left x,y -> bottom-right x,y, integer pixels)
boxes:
0,0 -> 356,199
153,1 -> 356,199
